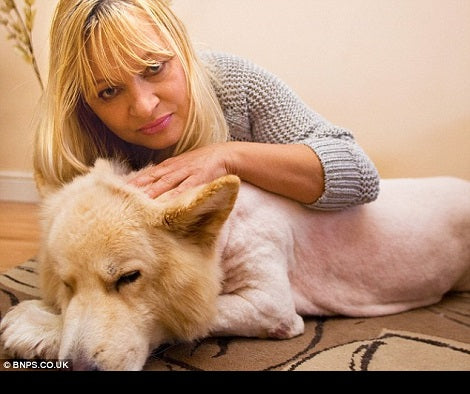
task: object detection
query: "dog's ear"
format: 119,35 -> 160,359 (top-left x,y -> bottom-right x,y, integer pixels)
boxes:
155,175 -> 240,248
35,159 -> 130,199
92,158 -> 130,177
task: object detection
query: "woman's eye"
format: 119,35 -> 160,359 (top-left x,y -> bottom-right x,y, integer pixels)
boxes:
145,62 -> 165,77
98,86 -> 119,100
116,270 -> 141,290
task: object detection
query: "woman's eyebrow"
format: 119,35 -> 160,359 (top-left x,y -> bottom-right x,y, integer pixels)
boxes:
92,51 -> 165,86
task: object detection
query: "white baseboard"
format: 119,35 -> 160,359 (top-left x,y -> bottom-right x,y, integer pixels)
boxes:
0,171 -> 40,203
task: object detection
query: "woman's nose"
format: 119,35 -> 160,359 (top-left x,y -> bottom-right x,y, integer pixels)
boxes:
128,78 -> 160,118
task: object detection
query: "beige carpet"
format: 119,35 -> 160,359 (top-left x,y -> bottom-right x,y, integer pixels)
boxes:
1,259 -> 469,371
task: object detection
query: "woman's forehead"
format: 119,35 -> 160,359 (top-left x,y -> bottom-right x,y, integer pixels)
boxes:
85,16 -> 172,83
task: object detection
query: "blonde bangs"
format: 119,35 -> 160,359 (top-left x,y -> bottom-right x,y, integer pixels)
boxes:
81,5 -> 174,101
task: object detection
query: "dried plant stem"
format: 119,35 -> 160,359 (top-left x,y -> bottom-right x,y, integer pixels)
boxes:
1,0 -> 44,91
11,0 -> 43,91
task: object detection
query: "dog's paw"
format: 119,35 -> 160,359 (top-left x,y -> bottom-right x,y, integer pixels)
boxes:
267,314 -> 304,339
0,300 -> 62,359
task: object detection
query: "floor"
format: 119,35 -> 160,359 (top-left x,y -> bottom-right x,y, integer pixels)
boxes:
0,202 -> 40,273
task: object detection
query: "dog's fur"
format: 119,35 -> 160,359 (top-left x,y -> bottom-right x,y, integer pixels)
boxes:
1,159 -> 469,370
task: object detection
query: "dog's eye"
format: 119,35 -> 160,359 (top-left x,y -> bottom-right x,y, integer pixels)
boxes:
116,271 -> 141,289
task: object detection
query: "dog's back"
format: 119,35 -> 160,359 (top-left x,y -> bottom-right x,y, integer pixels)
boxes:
221,177 -> 470,317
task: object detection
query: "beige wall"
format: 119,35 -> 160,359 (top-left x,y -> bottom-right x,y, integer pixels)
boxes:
0,0 -> 55,172
1,0 -> 469,180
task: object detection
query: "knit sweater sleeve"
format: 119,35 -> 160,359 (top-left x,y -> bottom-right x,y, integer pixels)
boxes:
201,52 -> 380,210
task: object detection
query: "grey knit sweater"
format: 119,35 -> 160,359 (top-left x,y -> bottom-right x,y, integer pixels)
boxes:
201,52 -> 380,210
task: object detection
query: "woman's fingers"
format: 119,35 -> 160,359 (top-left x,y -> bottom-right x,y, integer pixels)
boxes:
152,175 -> 200,199
128,159 -> 173,187
128,143 -> 230,198
128,172 -> 156,187
144,175 -> 180,198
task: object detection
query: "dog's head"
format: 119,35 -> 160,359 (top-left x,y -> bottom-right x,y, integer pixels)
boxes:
38,159 -> 240,370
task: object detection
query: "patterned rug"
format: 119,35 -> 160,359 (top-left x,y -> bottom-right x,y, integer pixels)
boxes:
1,259 -> 469,371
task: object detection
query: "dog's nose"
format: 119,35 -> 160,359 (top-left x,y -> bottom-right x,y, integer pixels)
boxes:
72,360 -> 100,371
69,354 -> 100,371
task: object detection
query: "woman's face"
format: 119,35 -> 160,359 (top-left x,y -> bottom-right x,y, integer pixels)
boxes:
86,23 -> 189,151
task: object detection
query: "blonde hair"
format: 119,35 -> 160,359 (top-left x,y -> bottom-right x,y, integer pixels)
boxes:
34,0 -> 228,192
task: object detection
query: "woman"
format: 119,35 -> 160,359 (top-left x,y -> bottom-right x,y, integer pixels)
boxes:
34,0 -> 379,210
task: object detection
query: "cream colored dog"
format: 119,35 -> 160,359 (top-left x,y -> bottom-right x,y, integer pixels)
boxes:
1,159 -> 469,370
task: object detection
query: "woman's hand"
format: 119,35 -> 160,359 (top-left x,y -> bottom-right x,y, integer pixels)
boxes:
128,142 -> 233,198
129,141 -> 324,205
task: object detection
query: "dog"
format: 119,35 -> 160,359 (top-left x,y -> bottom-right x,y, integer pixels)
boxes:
1,159 -> 469,370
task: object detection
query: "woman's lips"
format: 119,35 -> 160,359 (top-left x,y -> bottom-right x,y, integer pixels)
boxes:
138,114 -> 172,135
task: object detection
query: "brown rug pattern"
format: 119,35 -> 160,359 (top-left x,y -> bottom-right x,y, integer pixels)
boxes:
1,259 -> 469,371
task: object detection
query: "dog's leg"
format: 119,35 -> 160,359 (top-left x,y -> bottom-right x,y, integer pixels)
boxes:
210,288 -> 304,339
0,300 -> 62,359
